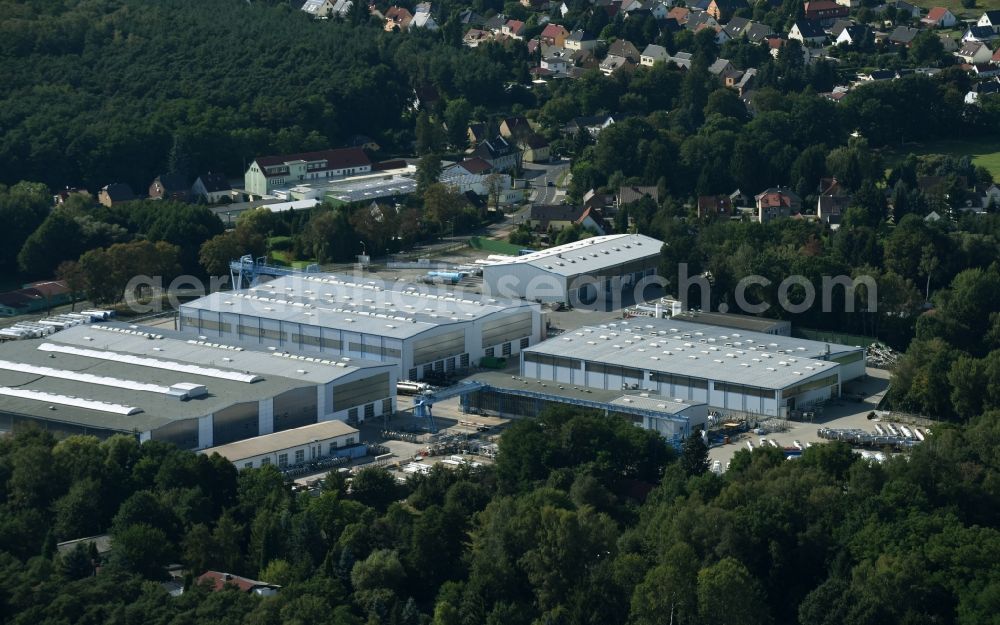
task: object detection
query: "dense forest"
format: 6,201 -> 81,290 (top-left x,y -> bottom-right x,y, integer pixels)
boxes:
1,408 -> 999,625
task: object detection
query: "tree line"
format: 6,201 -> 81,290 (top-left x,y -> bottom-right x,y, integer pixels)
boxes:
1,402 -> 999,624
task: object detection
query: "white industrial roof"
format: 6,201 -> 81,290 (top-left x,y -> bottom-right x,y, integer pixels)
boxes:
481,234 -> 663,277
182,274 -> 538,339
51,324 -> 391,386
0,387 -> 141,415
201,420 -> 360,461
525,318 -> 861,390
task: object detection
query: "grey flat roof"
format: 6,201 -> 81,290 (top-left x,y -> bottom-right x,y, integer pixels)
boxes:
671,311 -> 790,333
468,370 -> 704,416
483,234 -> 663,278
201,420 -> 359,461
182,274 -> 538,339
53,323 -> 392,385
524,318 -> 860,390
0,325 -> 393,433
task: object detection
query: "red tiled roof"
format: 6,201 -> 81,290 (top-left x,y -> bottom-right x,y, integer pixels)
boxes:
458,157 -> 493,174
541,24 -> 567,38
254,148 -> 370,176
506,19 -> 525,33
926,6 -> 949,20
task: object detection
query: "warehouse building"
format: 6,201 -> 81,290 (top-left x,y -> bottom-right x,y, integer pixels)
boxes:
480,233 -> 664,305
669,310 -> 792,336
0,324 -> 396,448
201,419 -> 362,470
520,318 -> 865,418
179,274 -> 543,381
461,370 -> 709,444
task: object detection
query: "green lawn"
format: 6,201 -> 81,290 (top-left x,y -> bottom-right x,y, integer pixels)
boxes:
885,138 -> 1000,180
908,0 -> 1000,19
269,250 -> 316,269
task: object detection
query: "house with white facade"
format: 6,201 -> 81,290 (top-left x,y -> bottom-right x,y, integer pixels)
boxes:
244,147 -> 371,198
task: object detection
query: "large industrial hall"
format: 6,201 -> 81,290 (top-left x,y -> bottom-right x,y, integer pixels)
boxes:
0,323 -> 396,448
520,318 -> 866,418
479,233 -> 664,304
179,274 -> 543,380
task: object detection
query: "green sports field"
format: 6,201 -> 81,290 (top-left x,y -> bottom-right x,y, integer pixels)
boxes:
886,138 -> 1000,180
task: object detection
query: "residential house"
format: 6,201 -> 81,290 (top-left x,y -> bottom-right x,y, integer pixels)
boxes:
733,67 -> 756,95
608,39 -> 642,62
617,185 -> 659,208
244,147 -> 371,197
836,24 -> 872,46
519,134 -> 551,163
471,136 -> 520,172
889,26 -> 920,47
191,173 -> 233,204
686,12 -> 721,32
706,0 -> 746,21
484,14 -> 506,34
982,183 -> 1000,208
708,57 -> 735,76
965,80 -> 1000,104
583,189 -> 610,212
384,6 -> 414,30
198,572 -> 280,597
540,23 -> 570,47
529,204 -> 605,234
817,194 -> 851,228
453,157 -> 493,175
755,187 -> 802,223
298,0 -> 335,18
789,20 -> 827,44
98,183 -> 135,207
463,28 -> 492,47
503,19 -> 527,39
859,69 -> 897,81
921,7 -> 956,28
565,29 -> 598,51
894,0 -> 921,18
723,16 -> 752,38
467,123 -> 489,148
804,0 -> 848,23
541,55 -> 570,74
827,18 -> 854,38
666,51 -> 694,69
330,0 -> 353,16
563,115 -> 615,136
733,21 -> 774,43
53,187 -> 91,205
962,26 -> 998,43
938,33 -> 959,52
977,10 -> 1000,33
600,54 -> 636,75
956,40 -> 993,64
149,173 -> 190,202
0,281 -> 73,317
457,8 -> 484,26
640,43 -> 670,65
667,6 -> 690,24
650,1 -> 672,20
411,8 -> 439,30
696,194 -> 733,219
500,116 -> 532,140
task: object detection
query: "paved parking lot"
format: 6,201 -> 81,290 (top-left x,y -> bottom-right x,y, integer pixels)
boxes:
707,368 -> 891,468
